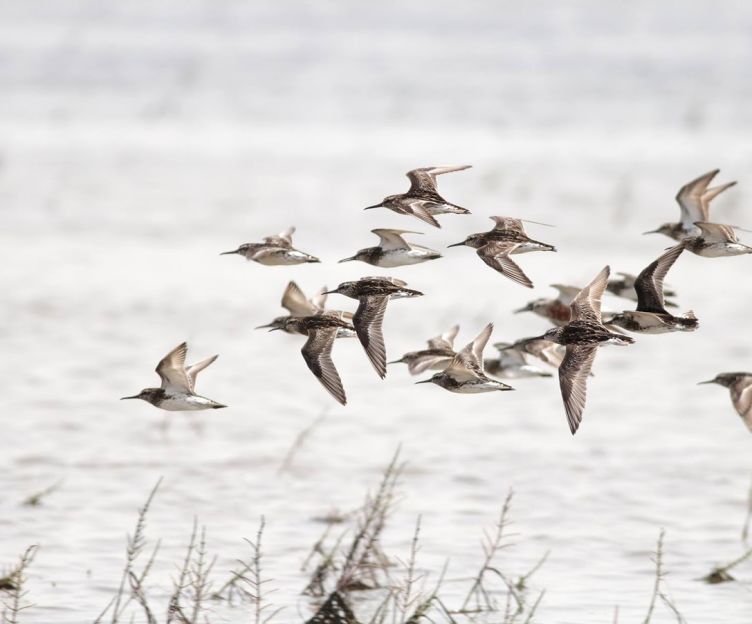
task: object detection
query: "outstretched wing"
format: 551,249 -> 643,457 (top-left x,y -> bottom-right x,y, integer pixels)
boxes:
263,226 -> 295,248
406,165 -> 471,195
156,342 -> 192,392
301,328 -> 346,405
675,170 -> 718,231
700,180 -> 737,220
634,244 -> 684,314
282,281 -> 317,316
489,216 -> 525,234
406,201 -> 441,228
186,355 -> 218,393
477,243 -> 534,288
371,228 -> 417,250
449,323 -> 493,376
694,221 -> 739,243
559,346 -> 598,435
570,266 -> 610,323
427,324 -> 460,350
353,296 -> 390,379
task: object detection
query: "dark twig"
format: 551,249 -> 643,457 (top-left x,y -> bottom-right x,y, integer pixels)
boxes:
0,545 -> 38,624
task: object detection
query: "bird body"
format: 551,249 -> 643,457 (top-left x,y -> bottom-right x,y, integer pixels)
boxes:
221,227 -> 320,265
121,342 -> 226,411
339,229 -> 441,267
699,373 -> 752,432
681,222 -> 752,257
390,325 -> 459,375
416,324 -> 514,393
514,284 -> 581,326
326,277 -> 423,378
484,342 -> 553,379
365,165 -> 472,228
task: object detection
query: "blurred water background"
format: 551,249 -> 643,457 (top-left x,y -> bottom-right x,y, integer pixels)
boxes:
2,1 -> 752,622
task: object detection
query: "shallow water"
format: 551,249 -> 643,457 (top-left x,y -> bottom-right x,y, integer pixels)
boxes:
2,1 -> 752,622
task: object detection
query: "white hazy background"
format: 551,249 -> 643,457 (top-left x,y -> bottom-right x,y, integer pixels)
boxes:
1,1 -> 752,622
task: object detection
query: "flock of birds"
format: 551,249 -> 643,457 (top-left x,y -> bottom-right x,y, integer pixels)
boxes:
122,166 -> 752,435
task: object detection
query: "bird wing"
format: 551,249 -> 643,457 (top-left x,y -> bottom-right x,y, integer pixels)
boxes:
700,180 -> 737,220
408,355 -> 453,375
675,169 -> 718,230
449,322 -> 493,376
559,345 -> 598,434
634,244 -> 684,314
186,355 -> 218,392
489,216 -> 525,234
263,226 -> 295,248
550,284 -> 582,305
156,342 -> 192,392
301,327 -> 346,405
427,324 -> 460,350
570,266 -> 610,323
281,281 -> 317,316
734,382 -> 752,432
405,200 -> 441,228
477,242 -> 534,288
353,295 -> 390,378
406,165 -> 471,194
694,221 -> 739,243
309,286 -> 329,312
371,228 -> 418,251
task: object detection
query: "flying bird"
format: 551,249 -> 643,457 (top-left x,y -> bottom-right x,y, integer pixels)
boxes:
364,165 -> 472,228
325,277 -> 423,378
484,342 -> 553,379
221,227 -> 320,265
608,245 -> 698,334
121,342 -> 226,410
415,324 -> 514,393
644,169 -> 737,240
514,284 -> 581,326
389,325 -> 459,375
537,267 -> 634,434
698,372 -> 752,432
339,229 -> 441,267
448,217 -> 556,288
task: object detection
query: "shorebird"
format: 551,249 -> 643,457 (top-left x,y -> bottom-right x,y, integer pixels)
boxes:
698,372 -> 752,432
681,222 -> 752,257
274,315 -> 353,405
448,217 -> 556,288
644,169 -> 737,240
325,277 -> 423,378
256,281 -> 354,335
121,342 -> 226,410
494,337 -> 565,369
608,245 -> 698,334
536,267 -> 634,434
607,272 -> 678,308
339,229 -> 441,267
514,284 -> 581,326
389,325 -> 459,375
484,342 -> 553,379
415,324 -> 514,393
220,227 -> 320,265
364,165 -> 471,228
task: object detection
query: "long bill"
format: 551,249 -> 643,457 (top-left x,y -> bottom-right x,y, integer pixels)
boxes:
364,204 -> 383,210
697,379 -> 717,385
120,395 -> 140,400
219,249 -> 239,255
446,241 -> 466,248
414,379 -> 433,384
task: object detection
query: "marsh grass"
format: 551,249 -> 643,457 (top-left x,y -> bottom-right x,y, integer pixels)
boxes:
0,545 -> 37,624
21,480 -> 63,507
641,529 -> 685,624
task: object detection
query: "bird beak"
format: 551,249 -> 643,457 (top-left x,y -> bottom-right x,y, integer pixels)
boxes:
697,379 -> 717,385
414,379 -> 433,384
364,204 -> 383,210
387,359 -> 404,365
268,327 -> 282,332
642,229 -> 660,235
120,395 -> 140,400
255,322 -> 273,330
338,257 -> 355,263
220,249 -> 239,255
513,304 -> 532,314
446,241 -> 466,248
322,290 -> 337,295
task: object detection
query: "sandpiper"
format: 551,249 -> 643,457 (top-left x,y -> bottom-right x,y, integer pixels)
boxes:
325,277 -> 423,378
536,267 -> 634,434
514,284 -> 581,326
698,372 -> 752,432
221,227 -> 320,265
389,324 -> 459,375
339,229 -> 441,267
274,315 -> 353,405
484,342 -> 553,379
448,217 -> 556,288
121,342 -> 226,410
364,165 -> 471,228
607,272 -> 678,308
256,281 -> 354,336
644,169 -> 737,240
415,324 -> 514,393
608,245 -> 698,334
681,221 -> 752,257
494,337 -> 565,369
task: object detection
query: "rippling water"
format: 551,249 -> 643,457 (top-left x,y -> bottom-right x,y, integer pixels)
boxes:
2,1 -> 752,622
